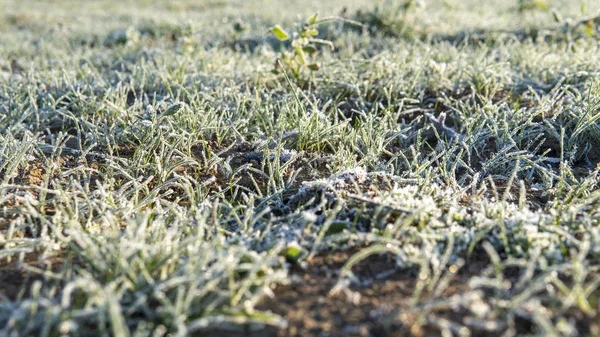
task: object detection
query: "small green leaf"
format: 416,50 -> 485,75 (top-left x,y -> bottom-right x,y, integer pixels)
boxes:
534,0 -> 548,10
551,9 -> 563,23
269,25 -> 290,41
325,221 -> 345,235
307,63 -> 321,71
308,13 -> 319,24
302,45 -> 317,54
585,22 -> 595,36
518,0 -> 548,11
239,254 -> 254,263
295,46 -> 306,65
281,244 -> 306,263
161,102 -> 184,118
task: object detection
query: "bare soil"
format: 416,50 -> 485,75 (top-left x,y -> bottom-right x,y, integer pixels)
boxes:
202,250 -> 479,337
201,248 -> 600,337
257,250 -> 411,337
0,252 -> 45,301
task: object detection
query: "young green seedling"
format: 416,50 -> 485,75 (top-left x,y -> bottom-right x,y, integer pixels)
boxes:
269,14 -> 359,83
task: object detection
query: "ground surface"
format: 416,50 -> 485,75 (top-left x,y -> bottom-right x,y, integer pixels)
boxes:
1,0 -> 600,336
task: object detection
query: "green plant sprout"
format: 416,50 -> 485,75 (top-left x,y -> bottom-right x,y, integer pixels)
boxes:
551,7 -> 600,38
518,0 -> 549,12
269,14 -> 360,83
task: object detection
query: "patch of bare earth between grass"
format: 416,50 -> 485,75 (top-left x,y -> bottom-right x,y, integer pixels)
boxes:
200,248 -> 600,337
200,251 -> 468,337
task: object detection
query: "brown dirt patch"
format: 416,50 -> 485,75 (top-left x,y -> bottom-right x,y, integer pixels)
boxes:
0,252 -> 47,302
202,247 -> 600,337
0,267 -> 41,301
256,250 -> 411,337
201,249 -> 474,337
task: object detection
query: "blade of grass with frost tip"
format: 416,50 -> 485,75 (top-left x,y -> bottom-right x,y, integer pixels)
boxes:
106,289 -> 131,337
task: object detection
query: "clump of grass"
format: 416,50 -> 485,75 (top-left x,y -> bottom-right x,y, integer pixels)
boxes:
350,0 -> 427,38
